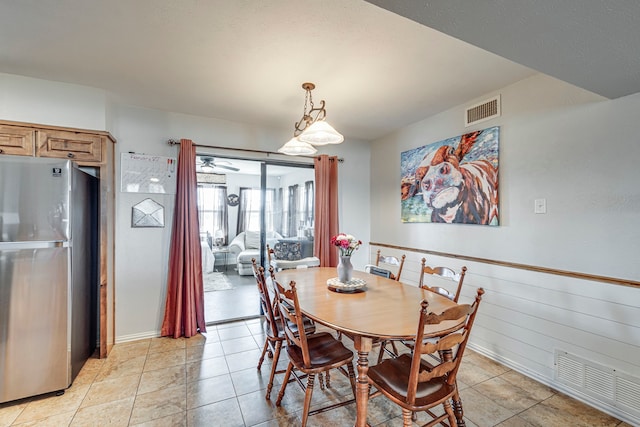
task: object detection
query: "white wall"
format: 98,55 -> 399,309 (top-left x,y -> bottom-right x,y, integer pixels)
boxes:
0,73 -> 371,342
369,73 -> 640,424
107,104 -> 371,341
0,73 -> 107,130
372,73 -> 640,280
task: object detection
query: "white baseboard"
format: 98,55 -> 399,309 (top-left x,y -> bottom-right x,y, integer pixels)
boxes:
115,330 -> 159,344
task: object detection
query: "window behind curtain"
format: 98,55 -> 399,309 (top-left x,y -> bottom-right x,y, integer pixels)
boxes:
237,187 -> 276,233
285,184 -> 299,237
304,180 -> 314,229
274,188 -> 284,236
282,182 -> 316,238
196,184 -> 228,244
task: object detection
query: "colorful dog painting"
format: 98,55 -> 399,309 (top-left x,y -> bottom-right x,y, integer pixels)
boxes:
401,126 -> 499,225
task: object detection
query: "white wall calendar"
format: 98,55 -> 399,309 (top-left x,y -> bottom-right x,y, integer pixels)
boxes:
120,153 -> 177,194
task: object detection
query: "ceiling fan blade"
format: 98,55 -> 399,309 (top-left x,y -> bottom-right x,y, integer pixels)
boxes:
215,164 -> 240,172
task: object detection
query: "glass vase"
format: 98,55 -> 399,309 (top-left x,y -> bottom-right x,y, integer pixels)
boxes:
337,255 -> 353,283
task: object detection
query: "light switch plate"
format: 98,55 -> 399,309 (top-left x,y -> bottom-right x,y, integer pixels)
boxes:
534,198 -> 547,214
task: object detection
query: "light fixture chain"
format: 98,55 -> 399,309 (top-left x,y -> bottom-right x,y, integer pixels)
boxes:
307,86 -> 314,111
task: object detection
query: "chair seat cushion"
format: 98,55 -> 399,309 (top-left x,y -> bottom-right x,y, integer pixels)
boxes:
286,332 -> 354,371
368,354 -> 454,407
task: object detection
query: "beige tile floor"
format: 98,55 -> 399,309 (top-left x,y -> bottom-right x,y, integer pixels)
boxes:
0,318 -> 632,427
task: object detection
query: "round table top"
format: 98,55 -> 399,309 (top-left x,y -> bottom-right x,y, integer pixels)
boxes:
276,267 -> 463,340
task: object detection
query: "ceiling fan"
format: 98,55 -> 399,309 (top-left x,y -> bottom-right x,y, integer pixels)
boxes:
197,156 -> 240,172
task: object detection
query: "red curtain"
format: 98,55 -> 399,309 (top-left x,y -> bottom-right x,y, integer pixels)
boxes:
313,155 -> 339,267
161,139 -> 207,338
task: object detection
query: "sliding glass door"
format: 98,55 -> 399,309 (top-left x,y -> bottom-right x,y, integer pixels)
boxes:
265,163 -> 315,264
195,154 -> 314,323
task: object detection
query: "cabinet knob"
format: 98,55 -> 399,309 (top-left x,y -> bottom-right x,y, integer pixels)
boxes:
0,148 -> 3,154
67,152 -> 75,158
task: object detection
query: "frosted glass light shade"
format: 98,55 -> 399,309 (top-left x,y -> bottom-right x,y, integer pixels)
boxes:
297,120 -> 344,145
277,137 -> 318,156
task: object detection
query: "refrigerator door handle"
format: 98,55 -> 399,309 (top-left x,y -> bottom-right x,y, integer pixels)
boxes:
0,241 -> 68,250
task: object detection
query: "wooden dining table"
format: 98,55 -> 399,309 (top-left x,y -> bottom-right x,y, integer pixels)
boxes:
276,267 -> 466,427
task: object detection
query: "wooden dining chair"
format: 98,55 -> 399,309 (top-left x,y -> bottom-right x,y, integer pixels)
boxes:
363,264 -> 393,278
273,278 -> 357,427
367,288 -> 485,427
375,249 -> 406,281
419,258 -> 467,303
379,260 -> 469,363
267,243 -> 320,271
251,260 -> 315,399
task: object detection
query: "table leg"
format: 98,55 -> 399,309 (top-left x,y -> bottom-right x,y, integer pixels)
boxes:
353,336 -> 373,427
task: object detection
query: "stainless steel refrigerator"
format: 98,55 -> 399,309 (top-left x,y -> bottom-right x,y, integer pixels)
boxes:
0,155 -> 98,403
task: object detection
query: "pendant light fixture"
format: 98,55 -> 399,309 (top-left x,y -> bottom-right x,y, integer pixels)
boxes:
278,82 -> 343,156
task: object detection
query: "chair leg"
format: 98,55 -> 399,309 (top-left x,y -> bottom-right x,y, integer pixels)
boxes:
257,338 -> 270,371
347,362 -> 357,397
377,340 -> 387,364
301,373 -> 316,427
452,389 -> 466,427
265,340 -> 282,400
401,408 -> 413,426
444,399 -> 458,427
275,362 -> 294,406
377,340 -> 400,364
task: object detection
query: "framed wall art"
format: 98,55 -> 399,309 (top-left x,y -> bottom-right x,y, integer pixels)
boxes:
401,126 -> 499,225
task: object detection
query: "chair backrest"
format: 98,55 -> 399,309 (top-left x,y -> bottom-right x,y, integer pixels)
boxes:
252,259 -> 279,339
364,264 -> 393,278
375,250 -> 406,281
418,257 -> 467,302
406,288 -> 484,404
266,244 -> 273,264
272,279 -> 312,368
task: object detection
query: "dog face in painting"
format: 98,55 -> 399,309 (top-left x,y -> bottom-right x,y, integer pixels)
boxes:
413,131 -> 498,224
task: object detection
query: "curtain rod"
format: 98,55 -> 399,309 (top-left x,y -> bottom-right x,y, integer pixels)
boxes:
167,139 -> 344,162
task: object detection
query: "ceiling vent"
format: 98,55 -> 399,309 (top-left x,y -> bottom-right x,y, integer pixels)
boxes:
465,95 -> 500,127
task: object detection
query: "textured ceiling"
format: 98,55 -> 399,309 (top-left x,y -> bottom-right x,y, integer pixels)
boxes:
0,0 -> 535,141
366,0 -> 640,100
7,1 -> 636,142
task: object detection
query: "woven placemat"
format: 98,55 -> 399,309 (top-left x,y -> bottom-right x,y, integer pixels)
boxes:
326,277 -> 367,290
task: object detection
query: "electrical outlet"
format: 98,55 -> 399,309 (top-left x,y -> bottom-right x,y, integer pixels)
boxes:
534,198 -> 547,214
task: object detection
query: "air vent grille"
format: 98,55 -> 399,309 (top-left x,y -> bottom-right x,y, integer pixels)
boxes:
465,95 -> 500,126
617,375 -> 640,413
556,354 -> 583,387
555,350 -> 640,420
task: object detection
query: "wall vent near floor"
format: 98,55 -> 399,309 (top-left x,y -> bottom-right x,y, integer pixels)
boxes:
464,95 -> 500,126
555,350 -> 640,420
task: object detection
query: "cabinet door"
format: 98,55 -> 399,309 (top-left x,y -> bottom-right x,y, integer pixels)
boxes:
37,130 -> 103,163
0,125 -> 35,156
